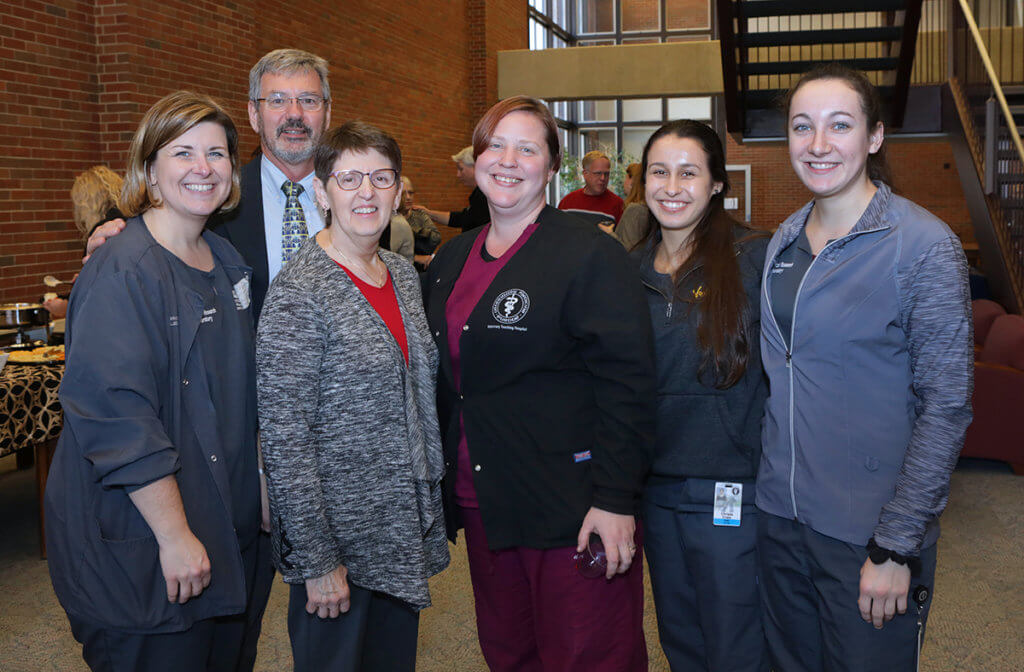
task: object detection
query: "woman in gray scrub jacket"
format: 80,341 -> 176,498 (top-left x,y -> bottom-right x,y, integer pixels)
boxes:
757,63 -> 973,672
46,91 -> 263,672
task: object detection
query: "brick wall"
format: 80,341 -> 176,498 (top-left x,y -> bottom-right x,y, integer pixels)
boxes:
0,0 -> 527,303
725,136 -> 974,244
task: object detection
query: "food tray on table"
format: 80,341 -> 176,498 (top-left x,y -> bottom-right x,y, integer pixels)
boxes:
5,345 -> 65,365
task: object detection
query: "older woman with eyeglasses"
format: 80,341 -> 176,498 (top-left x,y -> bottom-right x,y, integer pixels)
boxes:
255,121 -> 448,672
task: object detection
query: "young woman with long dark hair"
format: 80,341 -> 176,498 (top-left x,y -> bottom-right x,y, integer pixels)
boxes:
633,119 -> 769,672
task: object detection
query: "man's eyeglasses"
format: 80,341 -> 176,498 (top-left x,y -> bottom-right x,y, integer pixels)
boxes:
585,170 -> 611,178
329,169 -> 398,191
254,95 -> 327,112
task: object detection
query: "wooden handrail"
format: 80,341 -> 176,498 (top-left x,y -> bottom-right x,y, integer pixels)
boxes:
956,0 -> 1024,167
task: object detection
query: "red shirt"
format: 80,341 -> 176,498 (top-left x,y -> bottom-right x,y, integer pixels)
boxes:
338,262 -> 408,365
557,188 -> 625,223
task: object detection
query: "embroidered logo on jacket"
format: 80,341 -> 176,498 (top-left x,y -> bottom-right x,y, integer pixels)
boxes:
491,288 -> 530,324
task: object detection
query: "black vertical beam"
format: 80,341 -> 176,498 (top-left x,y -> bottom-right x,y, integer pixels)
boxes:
891,0 -> 924,127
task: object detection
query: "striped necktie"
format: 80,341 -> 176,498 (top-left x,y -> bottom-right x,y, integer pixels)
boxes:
281,180 -> 308,264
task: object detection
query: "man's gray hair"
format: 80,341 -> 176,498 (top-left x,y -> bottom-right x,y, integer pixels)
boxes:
249,48 -> 330,102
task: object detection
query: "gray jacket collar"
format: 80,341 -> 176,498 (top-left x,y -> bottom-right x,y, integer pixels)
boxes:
774,181 -> 893,261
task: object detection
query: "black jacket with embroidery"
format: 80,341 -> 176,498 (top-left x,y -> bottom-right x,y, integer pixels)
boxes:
425,206 -> 657,549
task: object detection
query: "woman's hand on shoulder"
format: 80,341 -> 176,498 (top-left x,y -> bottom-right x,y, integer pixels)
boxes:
577,507 -> 637,580
305,564 -> 351,619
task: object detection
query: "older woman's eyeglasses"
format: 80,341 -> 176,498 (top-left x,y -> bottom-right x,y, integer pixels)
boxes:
254,95 -> 327,112
329,169 -> 398,190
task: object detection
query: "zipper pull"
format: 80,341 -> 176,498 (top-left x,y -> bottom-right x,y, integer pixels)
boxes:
785,351 -> 792,368
665,302 -> 673,319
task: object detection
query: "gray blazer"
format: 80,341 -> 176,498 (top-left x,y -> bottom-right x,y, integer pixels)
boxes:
256,237 -> 448,610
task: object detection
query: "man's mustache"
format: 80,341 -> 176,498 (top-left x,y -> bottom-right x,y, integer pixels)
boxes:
276,121 -> 312,138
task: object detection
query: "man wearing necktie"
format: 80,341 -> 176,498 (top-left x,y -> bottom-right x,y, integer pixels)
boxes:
88,49 -> 332,321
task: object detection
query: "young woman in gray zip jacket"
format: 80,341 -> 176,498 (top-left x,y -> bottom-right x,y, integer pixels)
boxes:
631,120 -> 770,672
757,64 -> 973,672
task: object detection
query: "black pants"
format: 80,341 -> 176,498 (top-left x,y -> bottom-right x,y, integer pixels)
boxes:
643,479 -> 769,672
68,534 -> 266,672
234,530 -> 275,671
287,581 -> 419,672
757,512 -> 937,672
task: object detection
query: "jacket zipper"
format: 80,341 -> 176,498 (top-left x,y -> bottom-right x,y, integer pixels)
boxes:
764,226 -> 887,521
641,263 -> 701,325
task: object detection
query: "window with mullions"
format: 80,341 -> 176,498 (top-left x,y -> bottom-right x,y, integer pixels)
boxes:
530,1 -> 713,201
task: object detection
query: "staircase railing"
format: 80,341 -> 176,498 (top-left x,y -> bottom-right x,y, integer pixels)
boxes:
949,0 -> 1024,311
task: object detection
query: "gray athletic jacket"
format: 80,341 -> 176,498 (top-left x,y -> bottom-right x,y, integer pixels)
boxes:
757,183 -> 973,556
256,239 -> 449,610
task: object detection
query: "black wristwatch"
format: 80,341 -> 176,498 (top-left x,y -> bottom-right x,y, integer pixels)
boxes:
866,537 -> 922,575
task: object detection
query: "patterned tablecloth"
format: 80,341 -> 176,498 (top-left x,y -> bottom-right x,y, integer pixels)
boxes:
0,363 -> 63,458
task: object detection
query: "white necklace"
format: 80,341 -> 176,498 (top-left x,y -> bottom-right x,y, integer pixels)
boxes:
327,231 -> 385,288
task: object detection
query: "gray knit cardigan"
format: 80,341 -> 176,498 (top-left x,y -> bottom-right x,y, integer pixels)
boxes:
256,237 -> 449,610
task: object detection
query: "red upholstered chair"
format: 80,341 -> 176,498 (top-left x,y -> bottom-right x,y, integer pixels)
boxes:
972,299 -> 1006,357
963,314 -> 1024,474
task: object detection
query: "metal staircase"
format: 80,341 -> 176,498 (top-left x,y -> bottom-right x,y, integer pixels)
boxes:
945,0 -> 1024,312
717,0 -> 924,138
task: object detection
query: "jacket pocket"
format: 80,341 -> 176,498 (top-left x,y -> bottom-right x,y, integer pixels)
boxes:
78,532 -> 181,631
95,488 -> 155,543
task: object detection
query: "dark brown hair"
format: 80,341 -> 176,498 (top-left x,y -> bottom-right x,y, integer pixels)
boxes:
638,119 -> 762,389
783,62 -> 891,185
472,96 -> 562,173
313,121 -> 402,183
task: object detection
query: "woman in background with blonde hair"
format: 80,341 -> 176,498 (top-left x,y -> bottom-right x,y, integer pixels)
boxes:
70,165 -> 124,241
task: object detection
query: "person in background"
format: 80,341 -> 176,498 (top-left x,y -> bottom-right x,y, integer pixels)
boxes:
45,166 -> 127,318
385,207 -> 416,261
757,63 -> 973,671
256,121 -> 448,672
632,119 -> 769,672
46,90 -> 262,672
614,162 -> 650,250
72,166 -> 125,241
399,175 -> 442,269
558,150 -> 625,227
415,145 -> 489,231
83,47 -> 333,671
424,96 -> 656,672
622,161 -> 641,200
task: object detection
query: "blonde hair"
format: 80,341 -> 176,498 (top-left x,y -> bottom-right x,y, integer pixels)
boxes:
624,162 -> 644,205
451,145 -> 475,166
70,166 -> 123,239
582,150 -> 609,170
120,90 -> 241,217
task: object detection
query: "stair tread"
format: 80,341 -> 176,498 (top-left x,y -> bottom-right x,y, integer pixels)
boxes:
744,86 -> 895,108
741,57 -> 898,76
739,0 -> 906,18
739,26 -> 903,48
